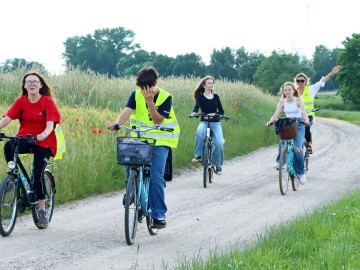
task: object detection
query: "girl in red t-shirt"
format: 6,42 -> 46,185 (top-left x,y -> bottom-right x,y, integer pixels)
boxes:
0,71 -> 60,229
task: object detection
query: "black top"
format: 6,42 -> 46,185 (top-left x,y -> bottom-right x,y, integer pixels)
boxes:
192,94 -> 224,122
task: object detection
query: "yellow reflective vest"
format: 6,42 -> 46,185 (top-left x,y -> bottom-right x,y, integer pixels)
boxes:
53,124 -> 66,160
130,89 -> 180,148
301,86 -> 315,116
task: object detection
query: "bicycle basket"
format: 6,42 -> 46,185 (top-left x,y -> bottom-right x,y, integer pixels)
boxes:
117,137 -> 156,165
276,118 -> 298,140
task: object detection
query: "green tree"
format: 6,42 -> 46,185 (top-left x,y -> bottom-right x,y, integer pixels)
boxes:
116,49 -> 152,76
63,27 -> 140,76
208,47 -> 237,81
171,53 -> 206,77
253,51 -> 304,95
234,47 -> 265,83
312,45 -> 340,90
337,33 -> 360,104
151,53 -> 175,77
0,58 -> 46,73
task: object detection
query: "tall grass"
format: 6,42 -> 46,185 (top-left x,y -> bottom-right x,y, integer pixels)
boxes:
0,69 -> 278,203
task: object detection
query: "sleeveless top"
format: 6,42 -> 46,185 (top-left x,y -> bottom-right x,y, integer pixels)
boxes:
283,99 -> 302,118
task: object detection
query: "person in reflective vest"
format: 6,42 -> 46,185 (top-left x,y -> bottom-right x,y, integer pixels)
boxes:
108,67 -> 180,229
294,65 -> 341,154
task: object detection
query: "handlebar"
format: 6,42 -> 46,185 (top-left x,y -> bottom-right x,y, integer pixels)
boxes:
307,108 -> 320,113
188,113 -> 230,121
113,124 -> 174,133
0,133 -> 36,143
266,118 -> 310,127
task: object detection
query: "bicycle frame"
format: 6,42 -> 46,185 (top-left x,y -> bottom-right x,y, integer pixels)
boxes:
189,113 -> 230,188
115,124 -> 173,245
0,133 -> 56,236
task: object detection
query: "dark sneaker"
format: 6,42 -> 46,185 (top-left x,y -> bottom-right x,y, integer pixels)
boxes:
215,165 -> 222,175
191,156 -> 202,163
38,209 -> 49,229
305,143 -> 313,154
153,219 -> 166,229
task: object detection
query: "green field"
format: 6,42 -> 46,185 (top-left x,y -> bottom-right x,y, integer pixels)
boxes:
0,69 -> 359,269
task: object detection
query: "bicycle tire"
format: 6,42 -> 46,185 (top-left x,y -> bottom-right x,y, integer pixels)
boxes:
0,174 -> 18,237
279,147 -> 289,195
32,170 -> 55,229
291,174 -> 300,191
303,143 -> 309,173
202,141 -> 211,188
146,204 -> 158,236
124,169 -> 139,245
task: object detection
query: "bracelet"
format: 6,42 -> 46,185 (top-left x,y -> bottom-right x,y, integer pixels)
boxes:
42,132 -> 48,138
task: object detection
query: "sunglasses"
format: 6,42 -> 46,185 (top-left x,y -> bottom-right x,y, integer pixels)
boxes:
296,79 -> 305,84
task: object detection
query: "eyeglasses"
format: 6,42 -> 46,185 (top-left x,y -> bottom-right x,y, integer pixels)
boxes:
25,80 -> 41,86
296,79 -> 305,84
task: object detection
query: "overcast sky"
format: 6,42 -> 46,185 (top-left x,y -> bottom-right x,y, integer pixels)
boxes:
0,0 -> 358,74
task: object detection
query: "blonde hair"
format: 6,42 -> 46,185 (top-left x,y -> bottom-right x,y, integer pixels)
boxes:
294,72 -> 309,86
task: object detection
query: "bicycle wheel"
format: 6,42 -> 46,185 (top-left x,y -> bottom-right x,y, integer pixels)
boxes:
279,147 -> 289,195
202,141 -> 211,188
303,143 -> 309,173
32,170 -> 55,229
124,169 -> 139,245
0,174 -> 18,237
146,204 -> 158,236
291,174 -> 300,191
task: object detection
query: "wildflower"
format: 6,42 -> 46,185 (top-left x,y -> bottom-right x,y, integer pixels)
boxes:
90,125 -> 94,129
75,118 -> 80,122
81,91 -> 87,95
98,129 -> 103,134
92,129 -> 97,134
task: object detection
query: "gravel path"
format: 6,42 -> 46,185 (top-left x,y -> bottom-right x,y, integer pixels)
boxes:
1,117 -> 359,270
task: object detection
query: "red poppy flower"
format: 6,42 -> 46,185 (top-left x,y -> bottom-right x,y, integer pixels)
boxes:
75,118 -> 80,122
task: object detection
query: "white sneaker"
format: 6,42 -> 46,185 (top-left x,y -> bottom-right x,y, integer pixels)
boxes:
275,162 -> 280,170
298,174 -> 307,185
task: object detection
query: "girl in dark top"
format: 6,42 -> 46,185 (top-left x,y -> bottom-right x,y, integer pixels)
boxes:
190,76 -> 225,174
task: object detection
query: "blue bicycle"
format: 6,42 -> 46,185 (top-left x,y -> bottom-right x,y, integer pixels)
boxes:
115,124 -> 173,245
268,118 -> 306,195
0,133 -> 56,236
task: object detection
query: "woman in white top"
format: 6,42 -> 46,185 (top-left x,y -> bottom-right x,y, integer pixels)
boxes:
266,82 -> 310,185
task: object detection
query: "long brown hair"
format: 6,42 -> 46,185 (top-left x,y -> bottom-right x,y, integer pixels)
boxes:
193,76 -> 214,99
22,71 -> 53,97
279,82 -> 299,99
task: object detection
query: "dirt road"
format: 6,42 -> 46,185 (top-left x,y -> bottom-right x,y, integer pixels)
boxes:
1,118 -> 359,270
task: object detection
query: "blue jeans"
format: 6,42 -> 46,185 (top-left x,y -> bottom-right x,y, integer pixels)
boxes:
276,119 -> 305,175
194,121 -> 224,166
149,146 -> 169,220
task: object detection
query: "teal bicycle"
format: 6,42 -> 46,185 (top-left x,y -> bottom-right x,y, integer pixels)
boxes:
268,118 -> 308,195
0,133 -> 56,236
115,124 -> 173,245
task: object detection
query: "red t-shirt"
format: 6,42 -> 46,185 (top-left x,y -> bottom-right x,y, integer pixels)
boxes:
5,95 -> 61,156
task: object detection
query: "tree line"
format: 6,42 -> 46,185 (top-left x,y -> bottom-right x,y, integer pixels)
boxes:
1,27 -> 359,104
